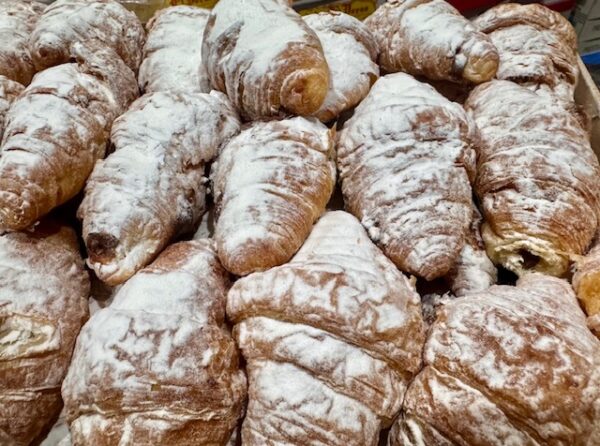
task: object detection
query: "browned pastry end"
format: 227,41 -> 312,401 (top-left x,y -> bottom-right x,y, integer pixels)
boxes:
365,0 -> 499,84
212,116 -> 335,276
0,0 -> 45,85
62,240 -> 247,445
0,221 -> 89,446
0,76 -> 23,139
304,11 -> 379,122
474,3 -> 579,103
337,73 -> 476,280
228,211 -> 426,445
390,273 -> 600,445
30,0 -> 144,72
0,40 -> 138,232
465,80 -> 600,277
202,0 -> 330,119
79,91 -> 241,286
574,243 -> 600,334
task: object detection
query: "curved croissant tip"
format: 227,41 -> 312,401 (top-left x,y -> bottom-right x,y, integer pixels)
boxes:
281,68 -> 329,116
463,53 -> 499,84
86,232 -> 119,265
32,38 -> 70,72
0,191 -> 34,232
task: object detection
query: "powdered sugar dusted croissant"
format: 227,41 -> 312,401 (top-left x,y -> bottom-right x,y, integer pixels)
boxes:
391,273 -> 600,445
574,242 -> 600,335
79,90 -> 241,286
0,0 -> 45,85
228,211 -> 426,445
0,76 -> 23,139
0,222 -> 89,445
446,204 -> 497,296
474,3 -> 578,103
30,0 -> 144,72
212,116 -> 335,276
304,11 -> 379,122
465,80 -> 600,277
337,73 -> 476,280
62,239 -> 247,445
0,41 -> 138,232
202,0 -> 330,119
366,0 -> 499,84
139,6 -> 211,94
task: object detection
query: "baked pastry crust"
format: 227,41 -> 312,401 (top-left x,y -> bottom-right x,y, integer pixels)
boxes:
0,76 -> 23,140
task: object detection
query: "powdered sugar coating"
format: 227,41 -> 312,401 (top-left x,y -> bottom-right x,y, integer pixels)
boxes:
30,0 -> 145,72
0,76 -> 24,140
228,211 -> 426,445
0,223 -> 89,445
202,0 -> 330,119
139,6 -> 210,94
304,11 -> 379,122
391,273 -> 600,445
79,90 -> 240,285
212,116 -> 335,276
0,41 -> 138,232
465,80 -> 600,276
0,0 -> 44,85
62,240 -> 246,445
337,73 -> 476,280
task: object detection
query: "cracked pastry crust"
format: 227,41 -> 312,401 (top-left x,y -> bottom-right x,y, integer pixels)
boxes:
202,0 -> 330,120
0,221 -> 89,446
62,239 -> 247,446
29,0 -> 144,72
390,273 -> 600,445
211,116 -> 335,276
0,40 -> 138,232
78,90 -> 241,286
365,0 -> 499,84
337,73 -> 476,280
227,211 -> 426,446
465,80 -> 600,277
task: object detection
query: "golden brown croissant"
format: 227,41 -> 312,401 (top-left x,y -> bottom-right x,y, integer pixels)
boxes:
62,239 -> 247,446
79,90 -> 241,286
139,6 -> 211,94
30,0 -> 145,72
227,211 -> 426,445
212,116 -> 335,276
365,0 -> 499,84
0,40 -> 138,232
0,76 -> 23,140
202,0 -> 330,119
304,11 -> 379,122
390,273 -> 600,445
465,80 -> 600,277
337,73 -> 476,280
0,221 -> 89,446
573,241 -> 600,335
474,3 -> 579,103
445,204 -> 497,296
0,0 -> 45,85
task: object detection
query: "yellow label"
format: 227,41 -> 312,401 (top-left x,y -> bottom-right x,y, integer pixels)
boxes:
296,0 -> 377,20
168,0 -> 218,7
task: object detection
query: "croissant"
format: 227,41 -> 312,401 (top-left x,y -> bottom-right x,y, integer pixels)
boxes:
202,0 -> 330,119
445,204 -> 497,296
465,80 -> 600,277
79,90 -> 241,286
212,116 -> 335,276
390,273 -> 600,445
337,73 -> 476,280
365,0 -> 499,84
227,211 -> 426,445
30,0 -> 145,72
573,242 -> 600,334
474,3 -> 579,103
0,76 -> 23,139
0,40 -> 138,232
0,221 -> 89,446
0,0 -> 44,85
304,11 -> 379,122
62,239 -> 247,445
139,6 -> 211,94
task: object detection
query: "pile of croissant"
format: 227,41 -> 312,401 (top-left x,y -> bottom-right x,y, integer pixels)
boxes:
1,0 -> 600,445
